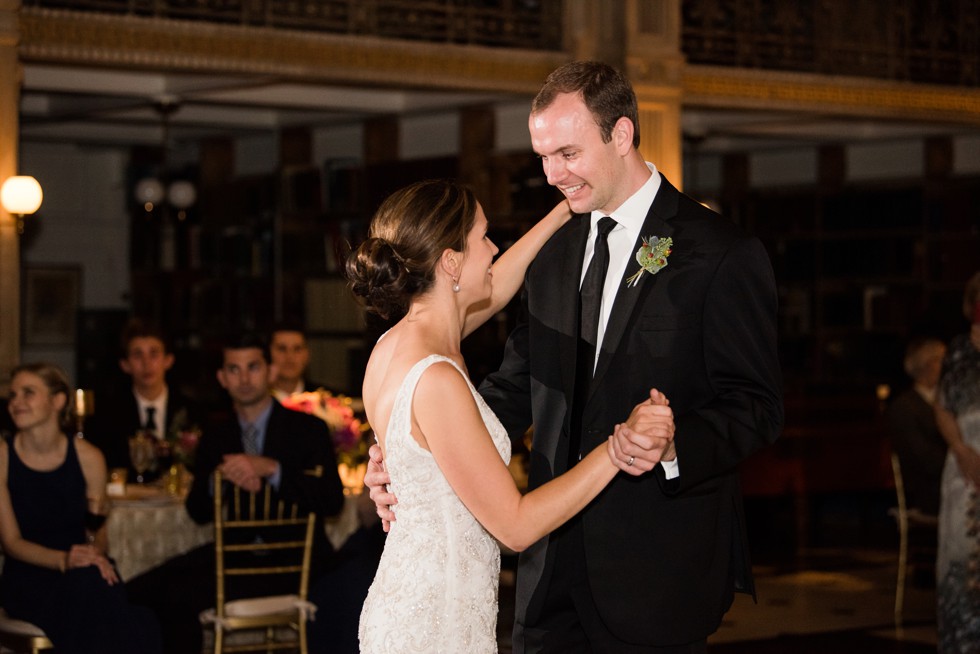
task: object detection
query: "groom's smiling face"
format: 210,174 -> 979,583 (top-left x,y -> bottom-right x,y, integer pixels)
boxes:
529,91 -> 629,216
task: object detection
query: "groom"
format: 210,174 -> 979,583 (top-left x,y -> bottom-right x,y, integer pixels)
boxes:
368,61 -> 783,652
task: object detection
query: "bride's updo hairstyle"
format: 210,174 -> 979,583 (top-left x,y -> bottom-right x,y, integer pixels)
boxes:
347,179 -> 478,320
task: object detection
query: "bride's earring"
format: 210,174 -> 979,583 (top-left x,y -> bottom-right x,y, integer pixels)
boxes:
452,276 -> 460,293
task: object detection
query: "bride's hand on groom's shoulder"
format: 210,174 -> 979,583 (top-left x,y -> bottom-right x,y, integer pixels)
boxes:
366,443 -> 398,531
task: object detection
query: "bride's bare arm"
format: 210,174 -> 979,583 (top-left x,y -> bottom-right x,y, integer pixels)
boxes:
413,362 -> 616,552
462,200 -> 571,338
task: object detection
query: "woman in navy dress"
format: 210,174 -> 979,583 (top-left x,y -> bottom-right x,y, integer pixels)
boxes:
0,362 -> 161,654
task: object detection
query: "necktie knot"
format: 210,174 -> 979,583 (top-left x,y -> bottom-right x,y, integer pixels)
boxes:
596,216 -> 616,239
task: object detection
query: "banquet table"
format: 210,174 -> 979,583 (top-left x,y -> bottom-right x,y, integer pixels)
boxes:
107,483 -> 365,581
107,484 -> 213,581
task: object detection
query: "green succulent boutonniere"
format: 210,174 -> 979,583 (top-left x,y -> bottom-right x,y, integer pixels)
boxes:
625,236 -> 673,288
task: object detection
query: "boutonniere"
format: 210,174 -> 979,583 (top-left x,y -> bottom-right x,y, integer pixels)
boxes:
625,236 -> 673,287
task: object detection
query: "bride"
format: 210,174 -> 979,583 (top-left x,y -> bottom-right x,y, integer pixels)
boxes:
346,179 -> 673,652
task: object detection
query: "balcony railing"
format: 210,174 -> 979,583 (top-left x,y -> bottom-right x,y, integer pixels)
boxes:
24,0 -> 563,51
682,0 -> 980,87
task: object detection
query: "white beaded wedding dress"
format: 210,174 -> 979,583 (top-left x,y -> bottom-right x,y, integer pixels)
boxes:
359,355 -> 511,654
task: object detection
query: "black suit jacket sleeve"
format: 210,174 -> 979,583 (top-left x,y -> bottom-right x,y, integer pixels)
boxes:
478,310 -> 533,441
669,235 -> 784,493
271,408 -> 346,518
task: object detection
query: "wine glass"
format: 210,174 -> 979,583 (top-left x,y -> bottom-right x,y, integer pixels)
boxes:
128,432 -> 155,484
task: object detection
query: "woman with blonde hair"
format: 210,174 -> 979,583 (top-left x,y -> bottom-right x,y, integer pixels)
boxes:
0,362 -> 161,653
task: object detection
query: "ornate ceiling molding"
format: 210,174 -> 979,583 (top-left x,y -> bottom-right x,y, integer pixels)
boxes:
684,65 -> 980,126
19,7 -> 566,94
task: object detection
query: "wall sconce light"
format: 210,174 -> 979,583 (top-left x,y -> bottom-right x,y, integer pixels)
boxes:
1,175 -> 44,234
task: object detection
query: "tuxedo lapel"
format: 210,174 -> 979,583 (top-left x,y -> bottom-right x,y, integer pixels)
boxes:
591,176 -> 678,392
126,393 -> 142,432
560,217 -> 591,415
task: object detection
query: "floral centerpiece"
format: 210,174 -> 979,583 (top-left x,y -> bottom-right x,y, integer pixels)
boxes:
166,408 -> 202,468
280,389 -> 371,493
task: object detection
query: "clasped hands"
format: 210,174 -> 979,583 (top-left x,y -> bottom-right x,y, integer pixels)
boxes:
365,388 -> 675,532
219,453 -> 277,492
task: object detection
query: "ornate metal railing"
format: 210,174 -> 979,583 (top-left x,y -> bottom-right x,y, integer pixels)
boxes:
682,0 -> 980,87
23,0 -> 563,50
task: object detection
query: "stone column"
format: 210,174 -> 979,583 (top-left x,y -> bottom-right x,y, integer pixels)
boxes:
0,0 -> 21,379
458,105 -> 494,204
563,1 -> 684,189
625,0 -> 684,189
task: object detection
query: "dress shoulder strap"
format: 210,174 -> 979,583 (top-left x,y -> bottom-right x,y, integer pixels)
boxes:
388,355 -> 470,436
399,354 -> 468,396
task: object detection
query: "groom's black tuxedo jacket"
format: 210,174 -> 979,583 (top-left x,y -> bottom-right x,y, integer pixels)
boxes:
480,175 -> 784,646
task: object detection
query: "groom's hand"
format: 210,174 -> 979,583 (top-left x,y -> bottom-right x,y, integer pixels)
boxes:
610,389 -> 675,476
366,443 -> 398,531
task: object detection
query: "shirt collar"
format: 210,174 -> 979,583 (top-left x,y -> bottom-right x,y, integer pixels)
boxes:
271,380 -> 306,402
239,398 -> 274,434
134,387 -> 168,413
589,162 -> 660,237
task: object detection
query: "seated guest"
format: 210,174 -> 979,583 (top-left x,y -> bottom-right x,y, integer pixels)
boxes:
269,323 -> 384,653
269,322 -> 328,398
887,336 -> 948,516
0,362 -> 161,654
87,318 -> 202,480
127,332 -> 345,654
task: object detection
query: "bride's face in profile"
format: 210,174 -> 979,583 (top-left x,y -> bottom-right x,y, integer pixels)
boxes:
457,203 -> 499,302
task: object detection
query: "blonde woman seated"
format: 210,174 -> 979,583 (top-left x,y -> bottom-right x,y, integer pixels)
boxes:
0,362 -> 161,654
347,180 -> 672,652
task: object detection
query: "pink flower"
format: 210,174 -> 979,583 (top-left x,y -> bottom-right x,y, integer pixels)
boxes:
281,390 -> 369,465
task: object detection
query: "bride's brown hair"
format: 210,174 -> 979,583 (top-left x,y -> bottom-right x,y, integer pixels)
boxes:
346,179 -> 478,320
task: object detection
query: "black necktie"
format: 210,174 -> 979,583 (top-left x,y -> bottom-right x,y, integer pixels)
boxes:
569,217 -> 616,466
144,406 -> 158,434
580,217 -> 616,350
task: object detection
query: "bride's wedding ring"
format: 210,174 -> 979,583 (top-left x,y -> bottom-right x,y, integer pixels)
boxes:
627,456 -> 635,467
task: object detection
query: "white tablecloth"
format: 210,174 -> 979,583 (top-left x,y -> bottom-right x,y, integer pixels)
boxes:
0,489 -> 364,582
324,494 -> 362,550
107,486 -> 213,581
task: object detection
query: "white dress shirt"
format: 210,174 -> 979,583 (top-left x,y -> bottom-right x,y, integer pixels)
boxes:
580,162 -> 679,478
135,388 -> 168,440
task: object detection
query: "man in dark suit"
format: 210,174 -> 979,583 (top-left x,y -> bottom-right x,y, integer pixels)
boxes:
269,322 -> 328,399
886,336 -> 947,516
87,319 -> 202,481
369,61 -> 783,653
128,332 -> 345,654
